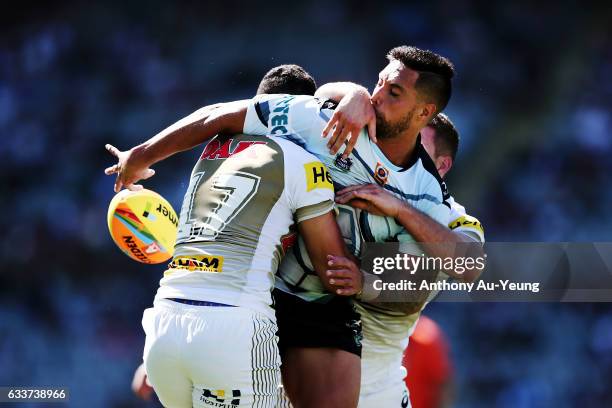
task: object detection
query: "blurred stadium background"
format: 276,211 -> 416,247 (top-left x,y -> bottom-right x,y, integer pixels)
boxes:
1,1 -> 611,406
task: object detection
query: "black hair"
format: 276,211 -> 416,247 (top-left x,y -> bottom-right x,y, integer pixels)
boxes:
387,46 -> 454,113
256,64 -> 317,95
429,113 -> 459,160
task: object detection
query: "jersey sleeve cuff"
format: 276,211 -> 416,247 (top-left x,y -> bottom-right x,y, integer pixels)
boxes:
244,96 -> 269,135
294,200 -> 335,223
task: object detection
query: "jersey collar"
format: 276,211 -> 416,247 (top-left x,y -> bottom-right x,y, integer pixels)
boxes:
369,134 -> 422,172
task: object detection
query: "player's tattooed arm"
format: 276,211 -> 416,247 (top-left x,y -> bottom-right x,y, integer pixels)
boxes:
104,100 -> 249,192
336,184 -> 484,283
316,82 -> 377,158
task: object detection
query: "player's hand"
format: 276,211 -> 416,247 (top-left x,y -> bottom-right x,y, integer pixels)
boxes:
325,255 -> 363,296
322,88 -> 376,159
336,184 -> 403,218
131,363 -> 154,401
104,144 -> 155,193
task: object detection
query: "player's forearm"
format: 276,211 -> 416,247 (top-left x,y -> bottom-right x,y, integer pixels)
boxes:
396,204 -> 483,282
299,213 -> 345,293
315,82 -> 369,102
299,213 -> 362,295
131,101 -> 248,167
396,203 -> 455,246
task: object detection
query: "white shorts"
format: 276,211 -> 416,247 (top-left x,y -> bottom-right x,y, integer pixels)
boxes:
359,356 -> 410,408
358,380 -> 410,408
275,384 -> 293,408
142,298 -> 281,408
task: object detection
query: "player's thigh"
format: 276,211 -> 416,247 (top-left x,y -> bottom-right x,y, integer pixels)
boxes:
282,347 -> 360,408
274,290 -> 362,407
142,306 -> 193,408
184,308 -> 281,407
358,381 -> 409,408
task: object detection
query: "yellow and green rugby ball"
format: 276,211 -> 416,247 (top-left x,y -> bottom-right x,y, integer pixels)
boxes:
107,189 -> 179,264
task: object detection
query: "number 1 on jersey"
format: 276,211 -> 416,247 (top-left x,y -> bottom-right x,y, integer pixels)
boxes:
177,171 -> 261,243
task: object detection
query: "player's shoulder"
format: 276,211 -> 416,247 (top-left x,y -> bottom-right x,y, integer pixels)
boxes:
448,196 -> 482,225
274,137 -> 332,190
274,136 -> 320,163
447,196 -> 485,242
252,94 -> 318,123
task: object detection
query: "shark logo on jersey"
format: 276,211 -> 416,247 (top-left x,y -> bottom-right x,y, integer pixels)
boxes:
374,162 -> 389,185
334,154 -> 353,172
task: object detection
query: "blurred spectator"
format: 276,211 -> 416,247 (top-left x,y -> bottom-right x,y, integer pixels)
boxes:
403,316 -> 454,408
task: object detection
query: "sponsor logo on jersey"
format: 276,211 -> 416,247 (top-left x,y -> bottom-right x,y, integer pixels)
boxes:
374,162 -> 389,185
334,153 -> 353,172
449,215 -> 484,234
200,389 -> 241,407
304,162 -> 333,191
200,138 -> 267,160
269,95 -> 295,136
169,255 -> 224,272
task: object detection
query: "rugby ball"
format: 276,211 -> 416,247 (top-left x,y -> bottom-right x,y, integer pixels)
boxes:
107,189 -> 179,264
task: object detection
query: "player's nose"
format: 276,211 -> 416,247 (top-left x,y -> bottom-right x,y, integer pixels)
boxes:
371,87 -> 383,106
370,89 -> 380,106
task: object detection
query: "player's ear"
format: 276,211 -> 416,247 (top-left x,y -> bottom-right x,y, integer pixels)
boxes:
416,103 -> 437,128
436,155 -> 453,178
420,103 -> 437,120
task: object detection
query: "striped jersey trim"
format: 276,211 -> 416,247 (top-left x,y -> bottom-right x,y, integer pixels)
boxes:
295,199 -> 335,223
251,316 -> 280,407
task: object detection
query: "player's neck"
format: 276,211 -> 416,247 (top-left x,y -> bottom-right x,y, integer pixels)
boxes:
376,129 -> 419,168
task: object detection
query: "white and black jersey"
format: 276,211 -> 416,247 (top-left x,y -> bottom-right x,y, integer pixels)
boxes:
244,94 -> 451,302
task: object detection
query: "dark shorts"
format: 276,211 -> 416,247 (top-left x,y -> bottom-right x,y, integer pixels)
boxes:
273,288 -> 362,357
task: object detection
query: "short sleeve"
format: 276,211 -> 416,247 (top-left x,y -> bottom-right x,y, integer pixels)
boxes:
244,94 -> 277,135
281,141 -> 335,223
445,196 -> 485,243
